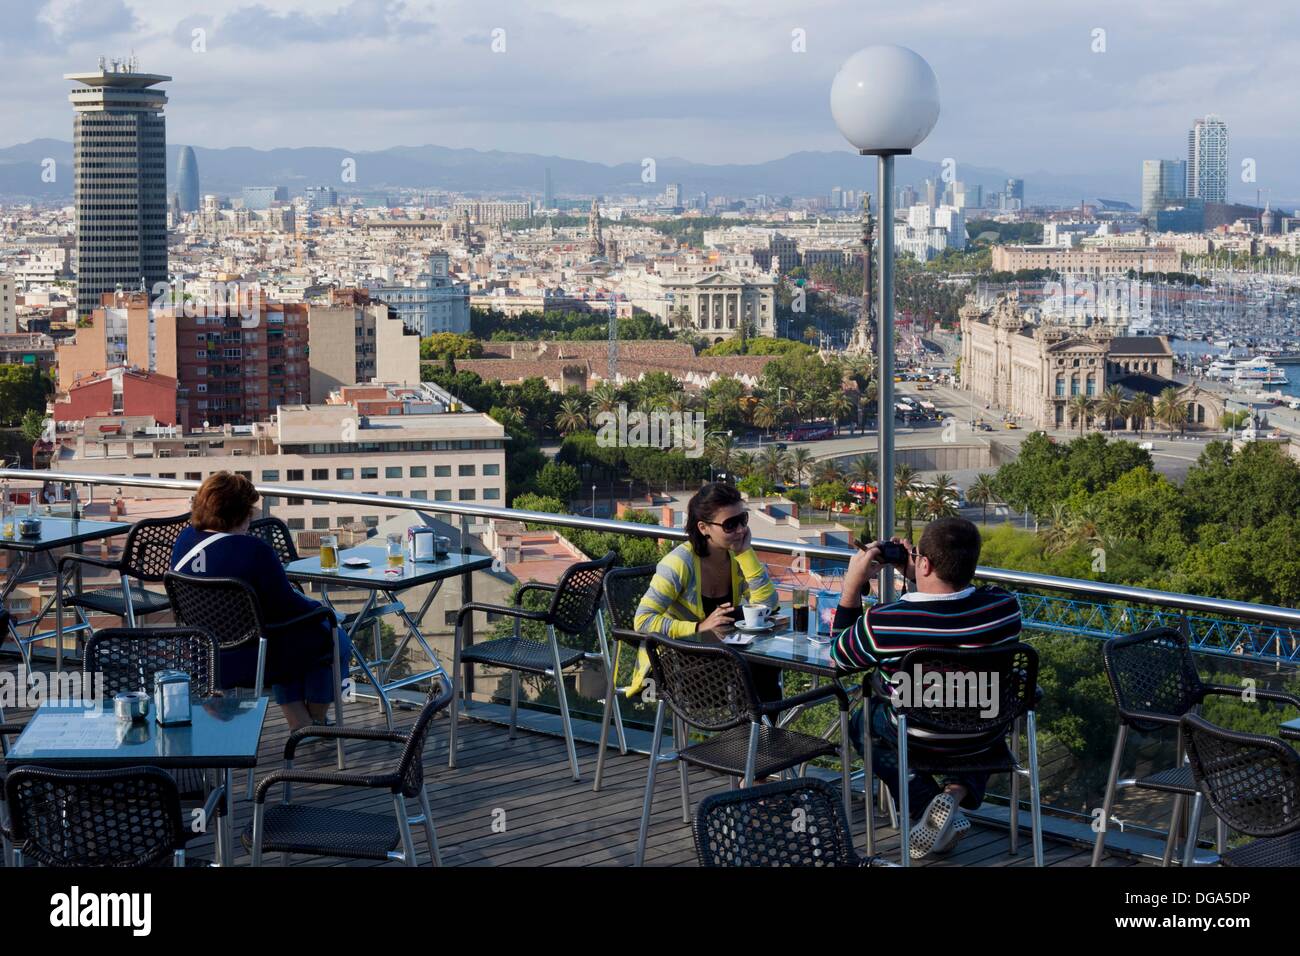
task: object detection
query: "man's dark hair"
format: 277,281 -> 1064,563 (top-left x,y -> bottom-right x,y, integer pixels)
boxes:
686,481 -> 743,556
917,516 -> 981,588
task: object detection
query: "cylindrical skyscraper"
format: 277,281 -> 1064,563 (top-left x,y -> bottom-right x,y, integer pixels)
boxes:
176,145 -> 200,213
67,60 -> 171,320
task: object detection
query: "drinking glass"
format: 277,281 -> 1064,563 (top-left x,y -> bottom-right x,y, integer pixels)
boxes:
387,532 -> 405,568
792,588 -> 809,633
320,534 -> 338,571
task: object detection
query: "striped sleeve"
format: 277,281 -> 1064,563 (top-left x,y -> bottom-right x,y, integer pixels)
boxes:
634,553 -> 698,638
734,547 -> 778,609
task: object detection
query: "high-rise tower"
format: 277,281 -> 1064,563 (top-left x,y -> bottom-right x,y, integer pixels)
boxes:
176,146 -> 200,213
1187,115 -> 1228,205
67,58 -> 170,320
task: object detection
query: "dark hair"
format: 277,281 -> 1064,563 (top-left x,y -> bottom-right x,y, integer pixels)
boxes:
687,482 -> 744,556
191,471 -> 260,532
917,517 -> 981,588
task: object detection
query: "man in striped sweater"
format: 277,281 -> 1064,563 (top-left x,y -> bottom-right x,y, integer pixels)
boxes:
831,516 -> 1022,858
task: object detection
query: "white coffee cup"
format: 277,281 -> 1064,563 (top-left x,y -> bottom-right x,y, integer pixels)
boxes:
741,604 -> 771,629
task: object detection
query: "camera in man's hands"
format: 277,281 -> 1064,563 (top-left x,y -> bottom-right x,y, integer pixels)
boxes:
876,541 -> 910,566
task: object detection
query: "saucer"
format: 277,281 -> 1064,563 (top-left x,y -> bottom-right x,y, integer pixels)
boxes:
733,620 -> 777,634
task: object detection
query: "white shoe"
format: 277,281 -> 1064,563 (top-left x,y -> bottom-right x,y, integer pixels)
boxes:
909,793 -> 961,860
931,812 -> 972,856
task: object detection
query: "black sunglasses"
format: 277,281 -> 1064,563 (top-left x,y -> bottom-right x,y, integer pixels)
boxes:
706,512 -> 749,533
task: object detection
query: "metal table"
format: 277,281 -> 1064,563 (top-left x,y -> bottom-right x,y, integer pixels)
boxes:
286,547 -> 493,726
5,695 -> 268,866
0,516 -> 131,672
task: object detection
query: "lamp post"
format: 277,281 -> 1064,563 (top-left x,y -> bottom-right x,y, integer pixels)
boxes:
832,44 -> 940,602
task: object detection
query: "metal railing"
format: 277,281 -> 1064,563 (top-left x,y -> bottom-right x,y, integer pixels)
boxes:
4,467 -> 1300,634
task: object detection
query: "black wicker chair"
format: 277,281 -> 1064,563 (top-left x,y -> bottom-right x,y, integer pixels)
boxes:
82,626 -> 224,840
248,516 -> 300,565
634,632 -> 852,866
246,679 -> 453,866
1092,626 -> 1300,866
51,513 -> 191,666
592,564 -> 657,792
1181,714 -> 1300,867
695,777 -> 887,867
861,642 -> 1044,867
449,552 -> 617,782
164,571 -> 348,790
6,766 -> 193,867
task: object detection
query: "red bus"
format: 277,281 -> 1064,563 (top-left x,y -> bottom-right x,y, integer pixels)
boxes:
849,480 -> 878,503
779,423 -> 835,442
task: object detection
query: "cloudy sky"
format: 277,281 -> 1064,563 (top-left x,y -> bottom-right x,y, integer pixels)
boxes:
3,0 -> 1297,199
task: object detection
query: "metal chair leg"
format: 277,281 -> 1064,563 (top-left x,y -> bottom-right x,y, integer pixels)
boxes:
862,706 -> 876,857
635,701 -> 667,867
1216,816 -> 1227,857
1091,725 -> 1127,866
418,787 -> 442,866
897,713 -> 910,868
1162,794 -> 1186,867
332,627 -> 346,771
1182,792 -> 1204,867
838,708 -> 853,827
595,616 -> 627,753
448,619 -> 463,769
742,721 -> 760,788
674,716 -> 691,823
593,650 -> 616,793
1009,716 -> 1022,855
394,794 -> 418,867
508,671 -> 519,740
548,626 -> 580,782
1027,711 -> 1044,867
250,802 -> 266,867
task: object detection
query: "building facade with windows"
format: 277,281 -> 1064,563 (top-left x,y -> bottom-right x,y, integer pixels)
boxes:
50,393 -> 506,539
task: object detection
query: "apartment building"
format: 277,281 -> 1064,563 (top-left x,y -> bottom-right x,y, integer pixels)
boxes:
307,289 -> 421,403
51,386 -> 507,538
991,244 -> 1180,276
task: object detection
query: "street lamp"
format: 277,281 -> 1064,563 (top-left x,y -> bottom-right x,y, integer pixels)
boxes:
831,44 -> 940,601
591,484 -> 596,517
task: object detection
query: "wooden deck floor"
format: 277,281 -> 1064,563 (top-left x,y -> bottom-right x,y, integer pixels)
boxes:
2,664 -> 1142,867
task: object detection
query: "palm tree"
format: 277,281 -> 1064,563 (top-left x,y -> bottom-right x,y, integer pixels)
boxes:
753,399 -> 780,437
921,477 -> 959,521
1096,385 -> 1125,433
1067,394 -> 1093,437
1125,392 -> 1153,436
788,447 -> 813,489
966,473 -> 999,525
756,445 -> 790,488
811,459 -> 843,488
780,394 -> 802,429
554,398 -> 588,436
1154,386 -> 1187,437
666,391 -> 693,416
706,432 -> 736,476
732,451 -> 756,479
828,392 -> 854,434
1041,501 -> 1073,554
847,454 -> 876,493
894,463 -> 920,541
589,381 -> 620,416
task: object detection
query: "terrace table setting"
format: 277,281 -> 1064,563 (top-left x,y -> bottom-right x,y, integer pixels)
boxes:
285,544 -> 493,726
0,514 -> 132,671
4,695 -> 269,867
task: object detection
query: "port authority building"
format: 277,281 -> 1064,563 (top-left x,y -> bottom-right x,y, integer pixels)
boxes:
959,293 -> 1225,431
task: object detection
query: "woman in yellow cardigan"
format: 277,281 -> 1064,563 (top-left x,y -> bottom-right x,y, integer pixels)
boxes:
635,482 -> 783,701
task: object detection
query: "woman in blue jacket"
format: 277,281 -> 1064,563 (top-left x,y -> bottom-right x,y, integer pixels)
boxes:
172,472 -> 351,732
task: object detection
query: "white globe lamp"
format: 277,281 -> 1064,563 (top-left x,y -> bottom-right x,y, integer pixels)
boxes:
830,44 -> 940,155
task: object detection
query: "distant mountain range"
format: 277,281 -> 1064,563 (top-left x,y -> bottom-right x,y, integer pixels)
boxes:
0,138 -> 1291,211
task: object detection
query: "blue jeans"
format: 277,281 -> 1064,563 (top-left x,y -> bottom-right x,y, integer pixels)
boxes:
849,698 -> 989,822
274,627 -> 353,707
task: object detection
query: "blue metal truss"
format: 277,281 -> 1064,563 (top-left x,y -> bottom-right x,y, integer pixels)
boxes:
1015,592 -> 1300,665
